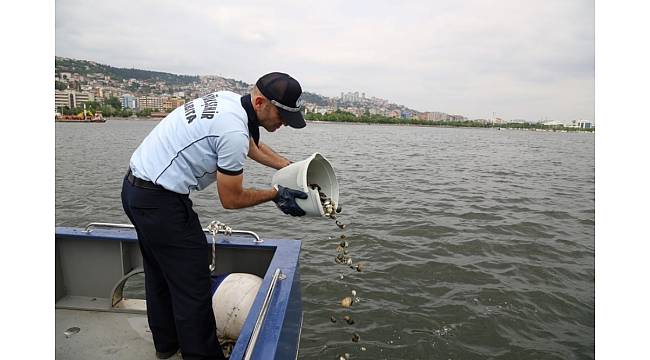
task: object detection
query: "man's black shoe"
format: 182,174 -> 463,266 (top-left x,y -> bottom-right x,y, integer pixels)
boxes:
155,349 -> 179,359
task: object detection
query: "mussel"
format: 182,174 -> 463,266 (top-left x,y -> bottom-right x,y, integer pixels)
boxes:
340,296 -> 353,308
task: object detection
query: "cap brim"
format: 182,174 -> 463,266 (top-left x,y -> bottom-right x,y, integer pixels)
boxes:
279,109 -> 306,129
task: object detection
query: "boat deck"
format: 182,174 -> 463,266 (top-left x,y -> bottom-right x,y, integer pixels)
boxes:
56,308 -> 179,359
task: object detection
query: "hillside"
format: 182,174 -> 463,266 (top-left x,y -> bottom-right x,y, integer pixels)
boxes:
55,57 -> 199,85
55,57 -> 418,115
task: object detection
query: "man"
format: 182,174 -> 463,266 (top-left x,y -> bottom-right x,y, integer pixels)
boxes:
121,72 -> 308,360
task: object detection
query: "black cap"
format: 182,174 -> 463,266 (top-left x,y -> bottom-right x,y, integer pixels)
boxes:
256,72 -> 306,129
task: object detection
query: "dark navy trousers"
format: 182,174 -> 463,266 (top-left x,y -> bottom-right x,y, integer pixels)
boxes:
121,176 -> 225,360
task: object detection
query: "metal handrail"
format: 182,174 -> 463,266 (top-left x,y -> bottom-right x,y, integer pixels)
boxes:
223,230 -> 262,244
82,222 -> 262,243
83,222 -> 135,232
243,268 -> 285,360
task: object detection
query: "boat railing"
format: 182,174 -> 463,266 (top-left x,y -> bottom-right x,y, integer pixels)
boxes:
83,222 -> 263,243
243,268 -> 286,360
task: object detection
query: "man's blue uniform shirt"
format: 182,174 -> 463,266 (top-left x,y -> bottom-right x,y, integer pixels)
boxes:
130,91 -> 254,194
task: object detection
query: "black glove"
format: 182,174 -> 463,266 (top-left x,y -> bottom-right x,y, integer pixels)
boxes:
273,185 -> 308,217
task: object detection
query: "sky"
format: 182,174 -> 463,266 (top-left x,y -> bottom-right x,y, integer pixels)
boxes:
55,0 -> 594,122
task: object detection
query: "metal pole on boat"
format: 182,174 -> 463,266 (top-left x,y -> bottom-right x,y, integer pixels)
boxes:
243,268 -> 285,360
82,222 -> 262,243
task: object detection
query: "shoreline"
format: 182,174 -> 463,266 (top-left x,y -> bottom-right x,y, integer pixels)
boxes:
304,119 -> 595,133
87,117 -> 594,133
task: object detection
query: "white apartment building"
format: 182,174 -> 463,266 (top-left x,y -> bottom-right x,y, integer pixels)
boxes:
121,94 -> 137,109
542,120 -> 565,126
55,90 -> 95,110
137,96 -> 163,110
577,120 -> 593,129
427,112 -> 448,121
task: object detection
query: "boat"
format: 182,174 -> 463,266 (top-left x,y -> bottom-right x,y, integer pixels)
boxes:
89,111 -> 106,122
56,105 -> 106,123
55,111 -> 105,123
55,222 -> 303,359
150,111 -> 169,118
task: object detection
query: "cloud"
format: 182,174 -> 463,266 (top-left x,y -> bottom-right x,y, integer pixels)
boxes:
55,0 -> 594,121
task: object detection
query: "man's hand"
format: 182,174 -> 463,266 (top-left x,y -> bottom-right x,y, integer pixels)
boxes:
273,185 -> 308,216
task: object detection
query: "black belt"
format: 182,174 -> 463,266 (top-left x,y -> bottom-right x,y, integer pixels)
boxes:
126,169 -> 165,191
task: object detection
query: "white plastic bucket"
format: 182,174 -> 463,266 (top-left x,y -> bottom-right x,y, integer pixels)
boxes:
271,152 -> 339,217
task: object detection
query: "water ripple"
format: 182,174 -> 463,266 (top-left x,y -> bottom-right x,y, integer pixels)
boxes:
56,121 -> 594,359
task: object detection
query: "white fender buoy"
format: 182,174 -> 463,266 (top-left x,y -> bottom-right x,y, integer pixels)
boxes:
211,273 -> 263,341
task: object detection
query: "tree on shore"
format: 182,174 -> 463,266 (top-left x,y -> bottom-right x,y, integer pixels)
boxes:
304,112 -> 594,132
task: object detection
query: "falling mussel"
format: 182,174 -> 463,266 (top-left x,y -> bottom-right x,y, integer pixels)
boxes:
340,296 -> 354,308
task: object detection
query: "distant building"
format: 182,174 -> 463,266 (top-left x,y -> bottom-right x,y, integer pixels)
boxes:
309,106 -> 331,115
427,112 -> 447,121
542,120 -> 565,126
55,90 -> 95,110
58,72 -> 72,81
137,95 -> 163,110
121,94 -> 137,109
342,107 -> 362,117
388,110 -> 400,118
340,91 -> 362,103
163,97 -> 185,111
75,92 -> 93,105
577,120 -> 593,129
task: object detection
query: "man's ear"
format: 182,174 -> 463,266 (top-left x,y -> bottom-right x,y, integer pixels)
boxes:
252,95 -> 266,110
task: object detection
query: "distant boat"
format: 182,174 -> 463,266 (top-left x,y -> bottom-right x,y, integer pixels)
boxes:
55,112 -> 105,123
56,106 -> 106,123
150,111 -> 169,118
89,111 -> 106,122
